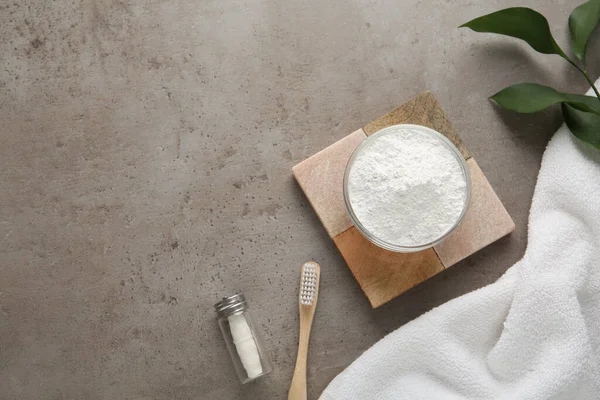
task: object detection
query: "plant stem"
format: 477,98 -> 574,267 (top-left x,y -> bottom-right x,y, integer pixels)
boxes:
567,58 -> 600,102
582,69 -> 600,102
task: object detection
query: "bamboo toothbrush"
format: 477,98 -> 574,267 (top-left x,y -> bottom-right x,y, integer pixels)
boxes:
288,261 -> 321,400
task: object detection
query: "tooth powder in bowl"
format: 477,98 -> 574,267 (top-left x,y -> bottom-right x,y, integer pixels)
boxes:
343,124 -> 471,253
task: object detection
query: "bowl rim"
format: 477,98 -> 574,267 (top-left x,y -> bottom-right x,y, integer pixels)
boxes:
342,124 -> 472,253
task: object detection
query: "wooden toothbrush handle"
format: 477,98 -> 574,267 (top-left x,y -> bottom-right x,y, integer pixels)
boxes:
288,311 -> 314,400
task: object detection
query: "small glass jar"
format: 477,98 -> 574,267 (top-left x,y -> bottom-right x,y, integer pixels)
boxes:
214,294 -> 273,384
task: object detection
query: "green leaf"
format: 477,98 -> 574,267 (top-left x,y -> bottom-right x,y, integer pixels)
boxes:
564,94 -> 600,115
569,0 -> 600,66
562,103 -> 600,149
490,83 -> 600,115
460,7 -> 567,58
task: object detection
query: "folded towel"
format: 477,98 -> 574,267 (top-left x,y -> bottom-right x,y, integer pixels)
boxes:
320,82 -> 600,400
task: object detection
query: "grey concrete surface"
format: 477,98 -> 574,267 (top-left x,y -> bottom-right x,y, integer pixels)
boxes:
0,0 -> 596,399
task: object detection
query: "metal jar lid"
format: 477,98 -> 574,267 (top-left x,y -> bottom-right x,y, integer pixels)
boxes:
214,294 -> 248,318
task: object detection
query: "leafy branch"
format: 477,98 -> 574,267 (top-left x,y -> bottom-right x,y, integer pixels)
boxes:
460,1 -> 600,149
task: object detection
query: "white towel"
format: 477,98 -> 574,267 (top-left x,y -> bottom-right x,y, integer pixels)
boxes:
320,83 -> 600,400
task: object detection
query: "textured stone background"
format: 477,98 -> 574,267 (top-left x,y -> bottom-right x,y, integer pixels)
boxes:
0,0 -> 596,399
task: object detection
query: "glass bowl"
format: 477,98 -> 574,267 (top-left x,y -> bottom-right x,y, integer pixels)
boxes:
342,124 -> 472,253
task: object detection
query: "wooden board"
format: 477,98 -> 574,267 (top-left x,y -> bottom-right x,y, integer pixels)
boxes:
292,92 -> 515,308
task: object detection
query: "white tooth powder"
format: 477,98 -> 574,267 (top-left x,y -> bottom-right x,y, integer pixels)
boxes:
347,126 -> 468,247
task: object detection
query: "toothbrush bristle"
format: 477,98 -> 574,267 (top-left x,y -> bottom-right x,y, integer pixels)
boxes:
300,262 -> 318,306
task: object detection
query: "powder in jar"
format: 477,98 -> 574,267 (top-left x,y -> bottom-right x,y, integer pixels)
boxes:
347,126 -> 467,247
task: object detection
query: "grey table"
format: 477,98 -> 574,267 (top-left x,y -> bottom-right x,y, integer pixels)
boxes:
0,1 -> 594,399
